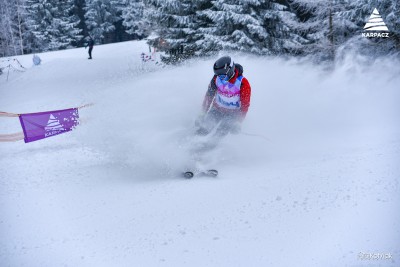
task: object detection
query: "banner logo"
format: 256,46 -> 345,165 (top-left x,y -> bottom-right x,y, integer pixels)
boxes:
45,114 -> 66,137
19,108 -> 79,143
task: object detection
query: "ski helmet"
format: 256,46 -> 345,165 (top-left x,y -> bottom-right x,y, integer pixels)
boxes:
213,56 -> 235,80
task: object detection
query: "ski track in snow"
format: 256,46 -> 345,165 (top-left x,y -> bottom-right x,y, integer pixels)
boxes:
0,41 -> 399,267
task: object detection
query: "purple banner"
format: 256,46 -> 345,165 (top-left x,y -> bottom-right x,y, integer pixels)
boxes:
19,108 -> 79,143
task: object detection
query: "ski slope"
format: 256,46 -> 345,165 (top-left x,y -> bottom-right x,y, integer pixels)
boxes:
0,41 -> 399,267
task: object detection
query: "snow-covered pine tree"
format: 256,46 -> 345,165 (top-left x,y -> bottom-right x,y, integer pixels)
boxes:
256,1 -> 307,55
85,0 -> 121,43
0,0 -> 18,56
291,0 -> 355,61
65,1 -> 84,48
120,0 -> 150,40
196,0 -> 304,56
26,0 -> 82,52
14,0 -> 28,54
146,0 -> 209,61
0,0 -> 29,56
197,0 -> 264,54
73,0 -> 89,47
384,1 -> 400,51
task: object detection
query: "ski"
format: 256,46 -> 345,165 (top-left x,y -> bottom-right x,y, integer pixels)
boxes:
183,169 -> 218,179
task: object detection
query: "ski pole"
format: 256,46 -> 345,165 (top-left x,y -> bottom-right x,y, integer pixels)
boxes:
240,131 -> 271,142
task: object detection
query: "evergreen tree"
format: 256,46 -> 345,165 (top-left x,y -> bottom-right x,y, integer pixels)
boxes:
0,0 -> 17,56
84,0 -> 121,43
0,0 -> 29,56
291,0 -> 355,60
26,0 -> 82,52
74,0 -> 89,47
256,1 -> 306,55
197,0 -> 263,54
197,0 -> 304,55
146,0 -> 207,59
384,1 -> 400,50
120,0 -> 150,40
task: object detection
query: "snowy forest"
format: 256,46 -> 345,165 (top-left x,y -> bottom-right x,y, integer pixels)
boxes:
0,0 -> 399,61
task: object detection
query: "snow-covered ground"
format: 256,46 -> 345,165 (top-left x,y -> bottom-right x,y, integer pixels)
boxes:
1,41 -> 399,267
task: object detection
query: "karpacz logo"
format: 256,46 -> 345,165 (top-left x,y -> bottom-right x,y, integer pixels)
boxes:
362,8 -> 389,38
362,32 -> 389,38
45,114 -> 65,137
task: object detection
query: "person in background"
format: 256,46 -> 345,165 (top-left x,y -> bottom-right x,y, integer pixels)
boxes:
85,36 -> 94,59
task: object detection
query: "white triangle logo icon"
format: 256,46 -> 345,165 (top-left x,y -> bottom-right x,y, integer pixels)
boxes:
364,8 -> 389,31
45,114 -> 65,137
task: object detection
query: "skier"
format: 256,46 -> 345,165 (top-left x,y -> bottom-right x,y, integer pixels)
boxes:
196,56 -> 252,137
85,36 -> 94,59
184,56 -> 251,178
